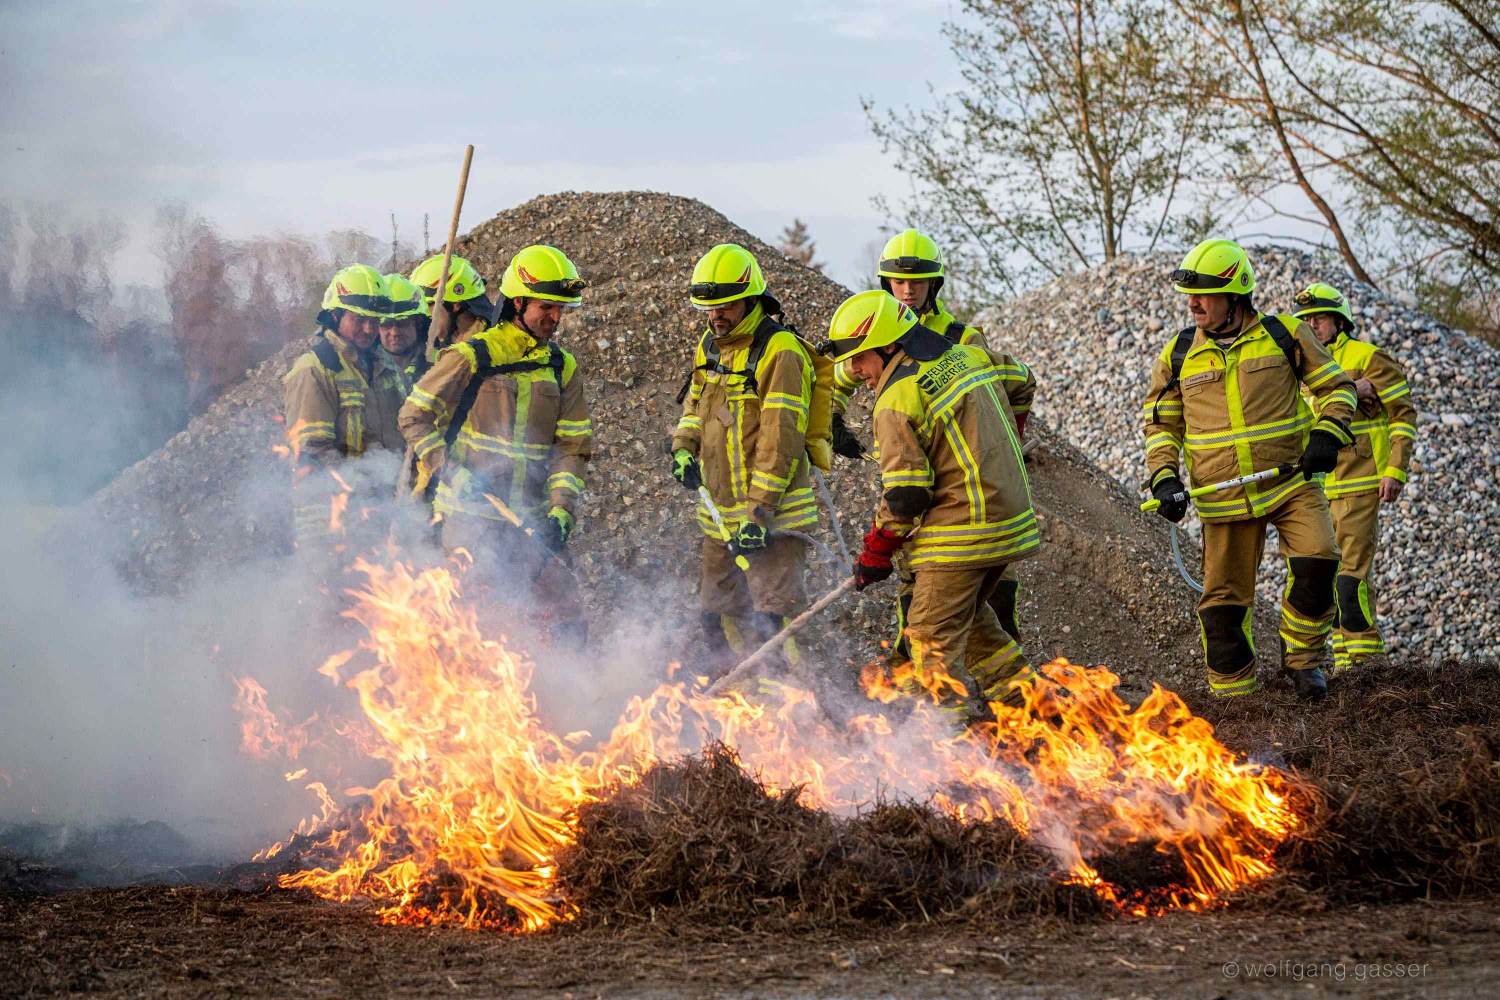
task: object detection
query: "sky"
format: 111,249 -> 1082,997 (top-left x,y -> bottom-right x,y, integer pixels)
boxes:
1,0 -> 966,290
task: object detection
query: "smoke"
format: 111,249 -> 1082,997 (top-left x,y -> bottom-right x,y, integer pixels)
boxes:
0,453 -> 404,859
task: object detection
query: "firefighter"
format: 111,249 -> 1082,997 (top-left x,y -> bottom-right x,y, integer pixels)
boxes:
829,228 -> 999,455
831,229 -> 1033,667
827,289 -> 1039,724
1292,282 -> 1417,671
398,245 -> 593,644
409,254 -> 494,364
282,264 -> 408,549
376,273 -> 428,398
1142,240 -> 1359,701
671,244 -> 818,674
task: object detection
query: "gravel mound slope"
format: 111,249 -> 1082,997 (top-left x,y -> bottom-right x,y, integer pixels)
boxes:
979,247 -> 1500,658
77,192 -> 1263,690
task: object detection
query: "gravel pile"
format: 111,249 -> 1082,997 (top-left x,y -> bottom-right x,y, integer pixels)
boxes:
979,246 -> 1500,659
75,191 -> 1223,691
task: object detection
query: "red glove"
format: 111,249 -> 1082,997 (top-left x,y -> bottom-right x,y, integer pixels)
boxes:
853,526 -> 906,590
1015,412 -> 1028,440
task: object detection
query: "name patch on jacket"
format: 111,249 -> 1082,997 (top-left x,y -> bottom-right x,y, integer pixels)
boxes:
916,351 -> 978,396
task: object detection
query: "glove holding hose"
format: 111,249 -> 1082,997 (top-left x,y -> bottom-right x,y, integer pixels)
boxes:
1149,469 -> 1190,524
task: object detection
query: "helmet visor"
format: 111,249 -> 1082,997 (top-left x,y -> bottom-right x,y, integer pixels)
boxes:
1293,290 -> 1343,311
339,293 -> 399,317
1170,268 -> 1235,290
524,276 -> 588,297
690,280 -> 750,301
821,335 -> 867,360
879,255 -> 942,275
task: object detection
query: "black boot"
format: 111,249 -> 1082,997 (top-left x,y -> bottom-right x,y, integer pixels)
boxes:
1283,666 -> 1328,702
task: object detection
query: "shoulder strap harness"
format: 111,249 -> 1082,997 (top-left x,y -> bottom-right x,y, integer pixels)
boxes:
688,314 -> 786,397
443,339 -> 565,451
309,335 -> 370,454
1149,317 -> 1298,424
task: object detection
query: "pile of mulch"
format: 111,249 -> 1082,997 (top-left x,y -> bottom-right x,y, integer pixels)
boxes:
1201,657 -> 1500,906
555,743 -> 1097,930
554,659 -> 1500,930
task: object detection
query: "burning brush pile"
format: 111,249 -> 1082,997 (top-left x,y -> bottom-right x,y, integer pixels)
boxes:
235,555 -> 1332,933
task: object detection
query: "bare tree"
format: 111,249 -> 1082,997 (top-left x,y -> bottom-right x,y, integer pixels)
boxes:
867,0 -> 1213,299
1171,0 -> 1499,324
779,218 -> 825,273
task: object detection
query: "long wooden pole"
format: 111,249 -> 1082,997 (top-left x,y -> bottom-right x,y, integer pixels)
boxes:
397,145 -> 474,501
425,144 -> 475,359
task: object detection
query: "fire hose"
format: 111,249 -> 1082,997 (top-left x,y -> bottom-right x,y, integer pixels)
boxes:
1139,463 -> 1297,594
706,577 -> 856,696
810,466 -> 851,563
698,486 -> 750,572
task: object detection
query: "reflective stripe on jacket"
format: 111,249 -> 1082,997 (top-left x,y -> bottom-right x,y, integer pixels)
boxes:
398,321 -> 592,521
872,342 -> 1038,570
832,300 -> 991,413
672,303 -> 817,538
1141,312 -> 1357,522
1315,333 -> 1417,496
282,330 -> 406,464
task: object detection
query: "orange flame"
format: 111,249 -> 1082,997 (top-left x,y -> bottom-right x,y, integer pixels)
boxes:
280,419 -> 308,464
231,676 -> 317,761
253,559 -> 1312,930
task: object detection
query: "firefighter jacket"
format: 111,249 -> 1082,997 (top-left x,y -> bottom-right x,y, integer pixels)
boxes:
376,345 -> 423,400
872,341 -> 1038,571
398,321 -> 592,522
1142,313 -> 1358,522
832,299 -> 990,413
282,329 -> 407,465
1314,332 -> 1417,497
672,302 -> 818,538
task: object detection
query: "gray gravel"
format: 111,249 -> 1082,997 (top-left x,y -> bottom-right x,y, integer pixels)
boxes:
979,246 -> 1500,659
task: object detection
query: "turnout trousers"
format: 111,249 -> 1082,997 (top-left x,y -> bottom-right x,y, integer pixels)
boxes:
891,554 -> 1021,665
1198,485 -> 1340,696
904,564 -> 1032,717
1328,491 -> 1385,669
697,534 -> 809,672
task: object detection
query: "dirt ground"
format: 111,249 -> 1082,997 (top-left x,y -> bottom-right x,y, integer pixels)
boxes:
3,886 -> 1497,999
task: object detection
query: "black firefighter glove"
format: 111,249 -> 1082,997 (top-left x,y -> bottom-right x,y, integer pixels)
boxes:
540,506 -> 574,551
1299,429 -> 1343,479
1151,474 -> 1190,524
671,448 -> 702,490
732,518 -> 769,556
830,412 -> 866,460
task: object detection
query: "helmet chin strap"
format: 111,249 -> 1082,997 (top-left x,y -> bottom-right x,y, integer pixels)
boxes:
512,298 -> 535,336
1209,298 -> 1243,338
